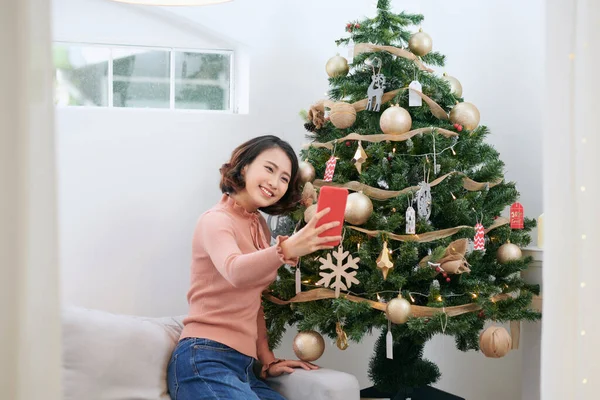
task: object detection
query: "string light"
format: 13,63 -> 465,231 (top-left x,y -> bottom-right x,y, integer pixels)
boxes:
437,296 -> 443,302
581,282 -> 587,288
451,147 -> 456,156
580,186 -> 586,192
393,147 -> 396,154
471,293 -> 478,299
376,293 -> 382,302
409,294 -> 415,303
581,234 -> 587,240
582,137 -> 587,144
582,379 -> 588,384
357,243 -> 361,251
451,192 -> 457,200
581,330 -> 586,336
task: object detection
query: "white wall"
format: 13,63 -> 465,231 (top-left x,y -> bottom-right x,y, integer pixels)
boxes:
55,0 -> 544,398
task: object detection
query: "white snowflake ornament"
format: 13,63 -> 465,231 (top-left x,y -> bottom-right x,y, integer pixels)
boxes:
316,245 -> 360,298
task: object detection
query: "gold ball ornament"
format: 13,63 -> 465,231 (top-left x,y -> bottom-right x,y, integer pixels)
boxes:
449,102 -> 480,131
379,105 -> 412,135
386,297 -> 412,324
326,54 -> 349,78
304,204 -> 317,223
299,160 -> 316,183
408,31 -> 433,57
443,73 -> 463,97
344,192 -> 373,225
496,242 -> 522,264
330,102 -> 357,129
479,326 -> 512,358
293,330 -> 325,362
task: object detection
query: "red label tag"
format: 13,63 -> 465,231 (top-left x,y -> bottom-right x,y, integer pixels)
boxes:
323,156 -> 337,182
474,223 -> 485,250
510,202 -> 524,229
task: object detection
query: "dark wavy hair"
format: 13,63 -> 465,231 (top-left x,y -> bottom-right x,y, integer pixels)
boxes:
219,135 -> 302,215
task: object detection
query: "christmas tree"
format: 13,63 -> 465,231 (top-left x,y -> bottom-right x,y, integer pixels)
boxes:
264,0 -> 541,394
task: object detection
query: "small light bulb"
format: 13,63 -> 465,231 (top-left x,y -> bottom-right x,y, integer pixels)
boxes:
357,243 -> 361,250
582,137 -> 588,144
377,293 -> 382,302
582,234 -> 587,240
393,147 -> 396,153
581,186 -> 586,192
471,293 -> 478,299
569,53 -> 576,60
451,192 -> 457,200
437,296 -> 443,302
451,147 -> 456,156
581,282 -> 587,288
581,330 -> 586,336
583,378 -> 588,384
409,294 -> 415,303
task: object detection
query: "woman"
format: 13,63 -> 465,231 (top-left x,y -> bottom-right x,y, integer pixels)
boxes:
167,135 -> 341,400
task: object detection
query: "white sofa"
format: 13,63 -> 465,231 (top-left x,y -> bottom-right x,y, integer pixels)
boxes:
62,307 -> 360,400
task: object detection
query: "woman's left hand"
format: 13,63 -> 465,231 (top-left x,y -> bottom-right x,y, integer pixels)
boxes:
267,359 -> 319,377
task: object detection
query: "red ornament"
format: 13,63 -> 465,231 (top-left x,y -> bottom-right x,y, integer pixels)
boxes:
510,202 -> 524,229
345,141 -> 351,147
453,123 -> 463,132
474,223 -> 485,250
346,23 -> 353,31
323,156 -> 337,182
387,156 -> 392,161
442,272 -> 448,278
446,277 -> 451,283
355,23 -> 360,28
435,266 -> 442,273
478,310 -> 485,319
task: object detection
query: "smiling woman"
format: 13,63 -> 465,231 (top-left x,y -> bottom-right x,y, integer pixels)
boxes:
168,135 -> 344,399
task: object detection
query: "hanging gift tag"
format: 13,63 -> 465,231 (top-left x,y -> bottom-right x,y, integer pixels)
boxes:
347,39 -> 355,64
416,182 -> 432,220
386,320 -> 393,359
323,156 -> 337,182
474,223 -> 485,251
409,80 -> 423,107
510,202 -> 524,229
406,206 -> 416,234
295,264 -> 301,294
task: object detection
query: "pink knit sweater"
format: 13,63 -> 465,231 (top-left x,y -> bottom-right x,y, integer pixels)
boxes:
181,194 -> 297,368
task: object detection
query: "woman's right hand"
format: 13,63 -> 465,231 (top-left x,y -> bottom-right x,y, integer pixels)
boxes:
280,208 -> 342,259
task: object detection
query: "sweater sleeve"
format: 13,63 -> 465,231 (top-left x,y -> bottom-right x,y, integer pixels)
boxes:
256,304 -> 280,378
197,211 -> 291,288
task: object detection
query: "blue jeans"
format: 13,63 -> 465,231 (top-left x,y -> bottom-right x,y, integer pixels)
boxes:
167,338 -> 287,400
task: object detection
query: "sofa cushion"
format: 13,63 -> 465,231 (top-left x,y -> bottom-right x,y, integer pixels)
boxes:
62,306 -> 184,400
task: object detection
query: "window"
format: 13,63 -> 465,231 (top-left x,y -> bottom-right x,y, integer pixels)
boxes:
53,43 -> 233,111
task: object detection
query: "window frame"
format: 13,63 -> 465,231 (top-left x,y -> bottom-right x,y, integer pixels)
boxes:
54,41 -> 235,113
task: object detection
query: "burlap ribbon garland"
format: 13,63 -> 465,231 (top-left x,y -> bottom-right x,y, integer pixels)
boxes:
264,288 -> 541,317
312,172 -> 503,200
311,87 -> 449,122
353,43 -> 434,73
303,129 -> 457,151
264,288 -> 541,348
347,217 -> 509,243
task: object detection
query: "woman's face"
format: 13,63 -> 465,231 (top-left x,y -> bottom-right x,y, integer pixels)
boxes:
242,147 -> 292,209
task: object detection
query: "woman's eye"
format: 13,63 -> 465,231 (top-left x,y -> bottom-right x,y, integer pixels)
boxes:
265,166 -> 273,172
281,178 -> 289,184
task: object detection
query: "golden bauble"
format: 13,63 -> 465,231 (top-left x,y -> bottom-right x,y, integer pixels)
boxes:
386,297 -> 412,324
330,102 -> 356,129
479,326 -> 512,358
293,330 -> 325,362
379,105 -> 412,135
496,243 -> 522,264
443,74 -> 463,97
345,192 -> 373,225
408,31 -> 433,57
449,102 -> 480,131
304,204 -> 317,223
299,160 -> 316,183
326,54 -> 349,78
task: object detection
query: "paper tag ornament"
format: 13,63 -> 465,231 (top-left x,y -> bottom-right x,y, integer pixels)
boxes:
406,206 -> 416,234
474,223 -> 485,251
323,156 -> 337,182
416,182 -> 432,220
366,73 -> 386,112
510,202 -> 524,229
409,80 -> 423,107
295,265 -> 301,294
386,320 -> 393,359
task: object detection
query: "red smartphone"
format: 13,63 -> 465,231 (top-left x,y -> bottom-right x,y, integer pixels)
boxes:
315,186 -> 348,247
